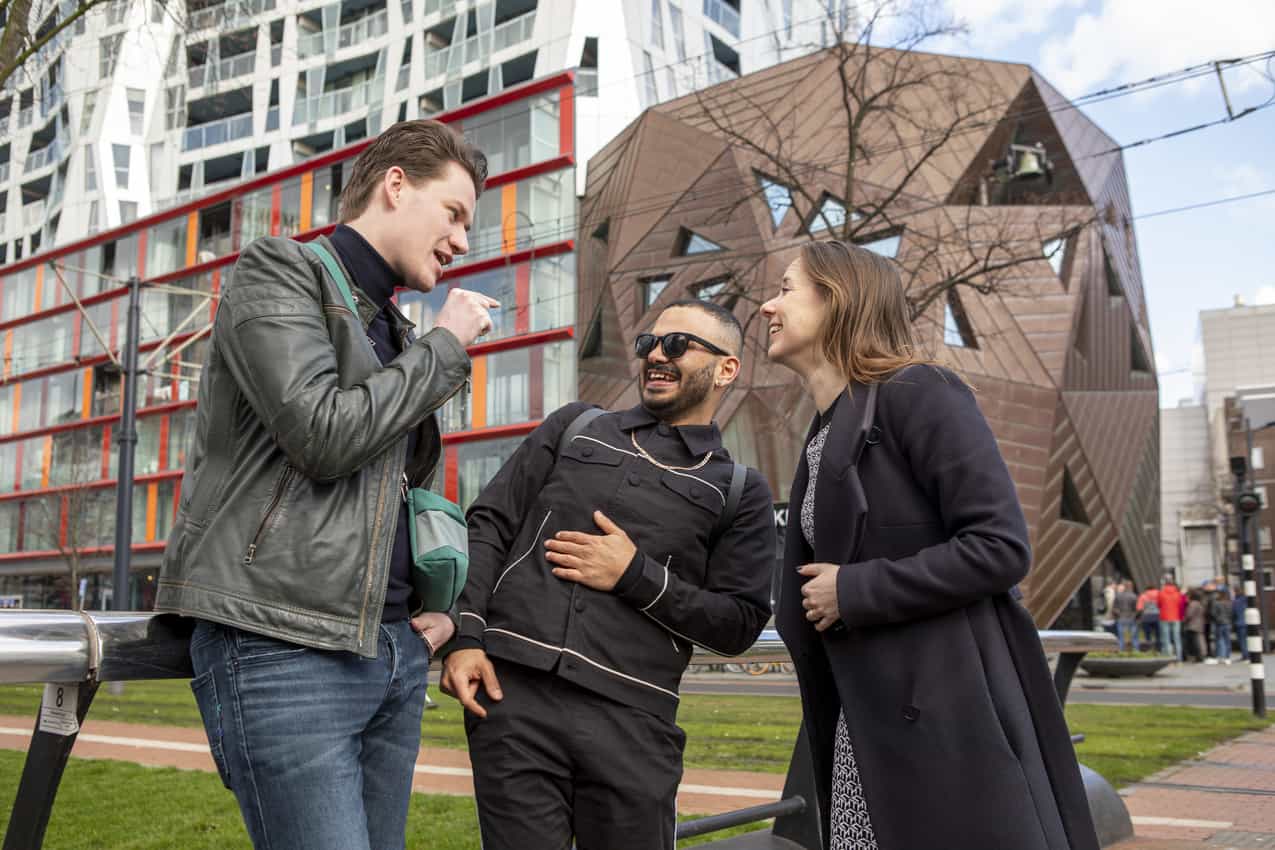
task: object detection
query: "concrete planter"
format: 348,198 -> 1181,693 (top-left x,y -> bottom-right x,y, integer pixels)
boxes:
1079,656 -> 1175,678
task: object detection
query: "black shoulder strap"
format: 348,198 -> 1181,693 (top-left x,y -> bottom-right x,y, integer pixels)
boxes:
711,462 -> 747,546
556,406 -> 607,458
853,382 -> 880,466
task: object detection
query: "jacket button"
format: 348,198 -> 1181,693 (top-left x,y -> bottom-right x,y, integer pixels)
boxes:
902,705 -> 920,722
628,473 -> 640,486
581,446 -> 594,458
574,598 -> 585,613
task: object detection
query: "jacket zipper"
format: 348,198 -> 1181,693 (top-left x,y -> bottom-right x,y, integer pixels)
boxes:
244,466 -> 295,565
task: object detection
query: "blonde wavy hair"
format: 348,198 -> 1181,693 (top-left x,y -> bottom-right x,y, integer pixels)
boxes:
799,239 -> 933,384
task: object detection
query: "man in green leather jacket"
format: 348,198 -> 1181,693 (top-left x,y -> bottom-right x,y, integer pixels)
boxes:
155,120 -> 496,850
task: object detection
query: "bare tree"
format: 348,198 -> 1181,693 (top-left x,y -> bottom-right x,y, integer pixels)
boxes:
0,0 -> 112,91
680,0 -> 1095,344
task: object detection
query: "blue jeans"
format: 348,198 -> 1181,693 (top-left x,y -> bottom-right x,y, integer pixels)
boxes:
1116,620 -> 1137,652
1140,617 -> 1159,651
1159,620 -> 1181,658
1215,624 -> 1232,659
189,618 -> 431,850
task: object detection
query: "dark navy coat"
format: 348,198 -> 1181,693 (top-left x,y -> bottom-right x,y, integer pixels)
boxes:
774,365 -> 1100,850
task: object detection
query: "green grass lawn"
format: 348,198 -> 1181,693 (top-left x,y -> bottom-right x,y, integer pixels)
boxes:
0,681 -> 1270,848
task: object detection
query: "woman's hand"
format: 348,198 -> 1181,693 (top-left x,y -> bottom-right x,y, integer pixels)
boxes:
409,611 -> 456,656
798,563 -> 841,632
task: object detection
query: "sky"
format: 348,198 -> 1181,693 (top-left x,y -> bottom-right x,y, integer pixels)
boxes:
931,0 -> 1275,408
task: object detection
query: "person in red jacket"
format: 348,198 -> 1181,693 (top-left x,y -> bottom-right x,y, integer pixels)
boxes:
1136,586 -> 1161,651
1159,577 -> 1183,660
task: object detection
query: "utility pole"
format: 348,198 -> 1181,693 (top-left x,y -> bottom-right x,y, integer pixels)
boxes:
1233,449 -> 1267,718
110,276 -> 142,611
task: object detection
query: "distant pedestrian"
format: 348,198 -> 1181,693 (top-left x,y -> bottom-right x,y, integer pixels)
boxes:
1159,578 -> 1183,660
1234,590 -> 1248,658
1210,588 -> 1234,665
1114,582 -> 1139,653
1137,586 -> 1161,652
1185,590 -> 1207,663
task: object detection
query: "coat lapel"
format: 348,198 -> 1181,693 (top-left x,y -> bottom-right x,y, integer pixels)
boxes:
811,385 -> 870,564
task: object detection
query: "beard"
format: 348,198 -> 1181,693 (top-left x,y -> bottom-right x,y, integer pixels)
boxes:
640,360 -> 716,421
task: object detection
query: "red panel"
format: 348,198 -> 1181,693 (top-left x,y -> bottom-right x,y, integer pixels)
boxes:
58,493 -> 69,547
466,326 -> 572,358
270,184 -> 282,236
435,71 -> 575,125
70,312 -> 83,358
0,470 -> 185,503
483,154 -> 574,191
158,415 -> 170,470
440,240 -> 573,284
443,445 -> 458,503
109,300 -> 119,349
100,425 -> 112,478
529,346 -> 544,420
514,263 -> 531,334
0,286 -> 129,334
148,252 -> 237,286
136,229 -> 148,279
0,541 -> 168,562
0,400 -> 197,446
0,332 -> 201,388
442,420 -> 541,446
559,85 -> 574,157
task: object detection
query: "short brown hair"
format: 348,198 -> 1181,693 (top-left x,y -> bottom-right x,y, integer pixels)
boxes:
800,240 -> 933,385
337,120 -> 488,221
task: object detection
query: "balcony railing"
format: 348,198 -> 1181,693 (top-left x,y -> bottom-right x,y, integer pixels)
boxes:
186,0 -> 276,31
703,0 -> 740,37
422,10 -> 535,80
292,77 -> 383,125
23,200 -> 47,230
17,106 -> 33,129
23,138 -> 66,172
181,111 -> 253,151
188,51 -> 256,89
298,8 -> 389,58
38,82 -> 64,118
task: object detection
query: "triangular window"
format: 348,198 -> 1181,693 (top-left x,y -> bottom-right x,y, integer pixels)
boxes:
592,217 -> 610,242
1060,468 -> 1089,525
579,310 -> 603,358
1042,237 -> 1065,276
943,290 -> 977,349
807,193 -> 854,234
694,278 -> 728,300
1130,323 -> 1151,374
856,230 -> 901,259
1073,288 -> 1088,356
642,274 -> 671,310
676,227 -> 724,255
1104,248 -> 1122,298
755,172 -> 793,229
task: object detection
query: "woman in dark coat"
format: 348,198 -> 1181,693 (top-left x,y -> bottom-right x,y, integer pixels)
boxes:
760,240 -> 1100,850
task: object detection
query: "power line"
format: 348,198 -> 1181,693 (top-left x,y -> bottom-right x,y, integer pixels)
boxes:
1135,187 -> 1275,221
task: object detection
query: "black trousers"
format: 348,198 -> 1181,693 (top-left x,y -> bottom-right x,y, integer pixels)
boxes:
464,658 -> 685,850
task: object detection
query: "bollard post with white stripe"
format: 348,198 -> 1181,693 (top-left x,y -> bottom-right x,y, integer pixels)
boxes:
1237,491 -> 1267,718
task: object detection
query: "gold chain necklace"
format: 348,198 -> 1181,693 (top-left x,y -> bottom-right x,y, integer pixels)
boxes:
630,430 -> 713,472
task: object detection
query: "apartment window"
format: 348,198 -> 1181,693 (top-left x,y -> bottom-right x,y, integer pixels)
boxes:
401,0 -> 412,23
164,33 -> 181,77
126,88 -> 145,134
856,230 -> 901,259
1104,247 -> 1122,297
783,0 -> 793,38
668,3 -> 686,61
152,0 -> 166,23
1260,526 -> 1272,549
650,0 -> 664,49
84,143 -> 97,190
119,200 -> 138,224
107,0 -> 128,26
1253,446 -> 1265,471
756,172 -> 792,229
165,85 -> 185,130
1257,486 -> 1268,510
87,200 -> 99,232
100,34 -> 122,78
807,194 -> 849,234
944,289 -> 977,349
675,228 -> 723,255
1130,322 -> 1151,373
112,143 -> 130,187
641,51 -> 658,107
694,278 -> 728,300
1043,237 -> 1066,276
80,89 -> 96,133
1060,468 -> 1088,524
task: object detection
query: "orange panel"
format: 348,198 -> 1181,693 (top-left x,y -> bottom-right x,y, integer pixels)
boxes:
470,356 -> 487,429
299,171 -> 314,233
40,436 -> 52,489
33,265 -> 44,312
81,368 -> 93,420
145,482 -> 158,542
501,184 -> 517,255
186,212 -> 199,267
11,382 -> 21,432
3,331 -> 12,381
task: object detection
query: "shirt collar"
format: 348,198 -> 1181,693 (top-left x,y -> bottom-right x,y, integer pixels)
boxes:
616,405 -> 724,456
330,224 -> 402,310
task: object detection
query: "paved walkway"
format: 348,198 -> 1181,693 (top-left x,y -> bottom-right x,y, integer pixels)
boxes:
3,711 -> 1275,845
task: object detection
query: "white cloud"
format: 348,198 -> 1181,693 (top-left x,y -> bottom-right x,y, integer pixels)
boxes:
1215,163 -> 1275,217
1257,286 -> 1275,306
942,0 -> 1083,45
1037,1 -> 1275,98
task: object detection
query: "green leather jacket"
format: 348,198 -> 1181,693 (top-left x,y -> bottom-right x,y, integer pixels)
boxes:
154,235 -> 470,657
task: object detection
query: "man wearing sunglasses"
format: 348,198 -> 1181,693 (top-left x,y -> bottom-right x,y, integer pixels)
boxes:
441,300 -> 775,850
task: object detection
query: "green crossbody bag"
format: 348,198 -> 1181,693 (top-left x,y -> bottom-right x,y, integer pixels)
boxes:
302,240 -> 469,613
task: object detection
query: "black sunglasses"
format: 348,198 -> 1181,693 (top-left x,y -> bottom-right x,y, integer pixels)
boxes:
634,332 -> 732,360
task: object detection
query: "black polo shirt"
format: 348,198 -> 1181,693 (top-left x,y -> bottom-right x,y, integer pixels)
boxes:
330,224 -> 415,622
454,402 -> 775,721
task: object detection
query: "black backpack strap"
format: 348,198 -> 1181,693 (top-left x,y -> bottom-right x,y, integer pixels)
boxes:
557,406 -> 607,458
710,461 -> 747,547
853,382 -> 880,466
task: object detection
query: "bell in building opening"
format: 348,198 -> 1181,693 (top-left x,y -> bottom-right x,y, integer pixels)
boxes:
1006,142 -> 1053,184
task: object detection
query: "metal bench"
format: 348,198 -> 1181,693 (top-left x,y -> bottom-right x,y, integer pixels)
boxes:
0,612 -> 1125,849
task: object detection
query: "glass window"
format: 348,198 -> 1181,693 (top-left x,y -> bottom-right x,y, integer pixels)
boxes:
154,478 -> 178,540
167,408 -> 196,468
1043,237 -> 1066,276
437,339 -> 575,434
642,52 -> 658,107
668,3 -> 686,61
45,370 -> 83,426
136,415 -> 163,475
3,268 -> 37,320
454,436 -> 523,511
642,274 -> 670,310
857,232 -> 900,258
650,0 -> 664,49
85,143 -> 97,191
278,178 -> 303,237
756,173 -> 792,229
22,495 -> 60,551
100,34 -> 122,78
808,195 -> 849,234
146,218 -> 187,278
0,502 -> 18,552
112,144 -> 130,188
0,386 -> 12,437
460,92 -> 560,176
235,188 -> 273,251
127,87 -> 145,135
310,165 -> 342,230
0,444 -> 17,494
20,436 -> 49,490
120,201 -> 139,224
17,380 -> 44,432
49,427 -> 101,486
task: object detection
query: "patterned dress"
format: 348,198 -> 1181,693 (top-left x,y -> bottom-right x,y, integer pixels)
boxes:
802,417 -> 879,850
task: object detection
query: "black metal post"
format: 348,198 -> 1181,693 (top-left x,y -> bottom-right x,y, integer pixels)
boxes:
111,276 -> 142,611
1238,424 -> 1267,718
1247,421 -> 1270,655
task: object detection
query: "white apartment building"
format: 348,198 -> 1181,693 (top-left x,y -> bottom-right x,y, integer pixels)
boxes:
1,0 -> 836,260
1159,402 -> 1223,586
